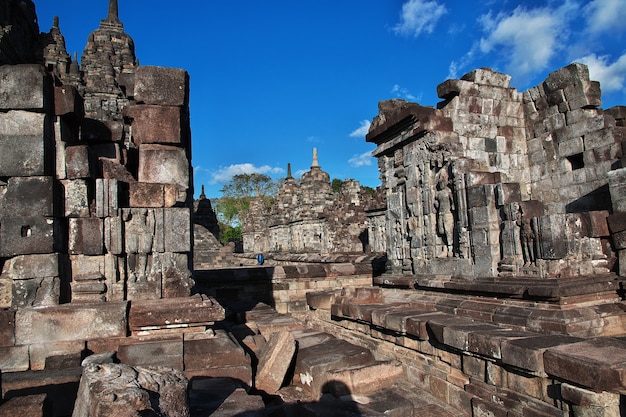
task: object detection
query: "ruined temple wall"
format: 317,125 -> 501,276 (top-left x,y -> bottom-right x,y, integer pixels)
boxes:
0,63 -> 195,308
368,64 -> 623,278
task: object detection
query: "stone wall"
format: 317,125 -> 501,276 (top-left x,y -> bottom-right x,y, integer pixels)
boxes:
367,64 -> 626,278
0,2 -> 194,309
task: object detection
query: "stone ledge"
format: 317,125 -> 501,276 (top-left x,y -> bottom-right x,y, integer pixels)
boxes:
316,286 -> 626,394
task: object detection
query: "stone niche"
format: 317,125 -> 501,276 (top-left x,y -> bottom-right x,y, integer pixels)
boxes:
367,64 -> 626,279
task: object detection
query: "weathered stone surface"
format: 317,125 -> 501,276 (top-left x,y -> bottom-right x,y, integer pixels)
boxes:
1,253 -> 60,280
0,65 -> 51,110
164,207 -> 191,252
183,330 -> 249,372
134,66 -> 189,107
72,364 -> 189,417
325,360 -> 404,396
138,143 -> 189,188
54,85 -> 82,117
29,340 -> 85,371
0,216 -> 58,257
128,294 -> 224,331
543,338 -> 626,392
124,105 -> 184,145
61,179 -> 90,217
117,338 -> 183,370
0,309 -> 15,347
69,217 -> 104,255
65,145 -> 92,179
255,330 -> 296,394
0,394 -> 50,417
0,176 -> 54,217
0,345 -> 29,372
501,334 -> 582,374
293,336 -> 376,396
15,302 -> 128,344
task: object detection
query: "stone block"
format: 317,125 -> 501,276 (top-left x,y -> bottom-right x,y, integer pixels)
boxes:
100,159 -> 135,182
0,276 -> 11,308
544,338 -> 626,392
117,338 -> 183,369
29,340 -> 85,371
72,364 -> 188,417
461,68 -> 511,88
0,309 -> 15,347
543,63 -> 590,94
11,276 -> 60,308
104,217 -> 123,255
0,176 -> 55,217
68,217 -> 104,255
293,336 -> 375,396
134,66 -> 189,106
468,329 -> 537,359
125,105 -> 186,146
0,136 -> 48,177
129,182 -> 166,207
81,118 -> 124,142
128,294 -> 224,331
467,184 -> 496,208
15,301 -> 128,344
0,216 -> 58,257
138,144 -> 189,188
54,85 -> 83,117
501,334 -> 582,375
0,394 -> 50,417
581,210 -> 610,237
1,253 -> 60,279
0,111 -> 50,176
0,64 -> 51,110
159,252 -> 193,298
537,214 -> 568,259
95,178 -> 119,218
325,361 -> 404,397
255,330 -> 296,394
184,330 -> 249,372
164,207 -> 191,252
65,145 -> 92,179
0,345 -> 29,372
61,179 -> 90,217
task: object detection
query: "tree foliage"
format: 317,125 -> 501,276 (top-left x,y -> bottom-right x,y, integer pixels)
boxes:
214,173 -> 278,243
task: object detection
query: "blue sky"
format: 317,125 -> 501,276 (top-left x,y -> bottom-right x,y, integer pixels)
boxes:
34,0 -> 626,198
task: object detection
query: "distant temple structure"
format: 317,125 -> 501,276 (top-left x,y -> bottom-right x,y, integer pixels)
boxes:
242,148 -> 385,255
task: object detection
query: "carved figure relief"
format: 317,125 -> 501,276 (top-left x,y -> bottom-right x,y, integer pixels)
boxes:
434,172 -> 455,257
516,206 -> 537,266
124,209 -> 155,283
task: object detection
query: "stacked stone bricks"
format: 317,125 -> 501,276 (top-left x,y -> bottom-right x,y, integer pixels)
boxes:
367,64 -> 626,278
0,2 -> 194,309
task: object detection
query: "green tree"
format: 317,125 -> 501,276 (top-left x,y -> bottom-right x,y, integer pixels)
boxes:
214,173 -> 277,245
331,178 -> 343,193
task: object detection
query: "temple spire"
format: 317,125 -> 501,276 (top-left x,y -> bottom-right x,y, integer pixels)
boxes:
311,148 -> 319,168
107,0 -> 120,22
286,163 -> 293,179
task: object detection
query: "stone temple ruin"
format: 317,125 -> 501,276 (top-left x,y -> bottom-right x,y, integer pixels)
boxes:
1,1 -> 626,416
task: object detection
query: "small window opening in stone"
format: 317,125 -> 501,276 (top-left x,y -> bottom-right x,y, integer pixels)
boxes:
21,226 -> 32,237
567,153 -> 584,170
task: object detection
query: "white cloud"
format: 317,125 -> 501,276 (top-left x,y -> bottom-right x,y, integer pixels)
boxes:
391,84 -> 420,101
477,3 -> 577,82
577,53 -> 626,93
210,163 -> 284,184
584,0 -> 626,35
392,0 -> 447,37
349,120 -> 372,138
348,151 -> 374,168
